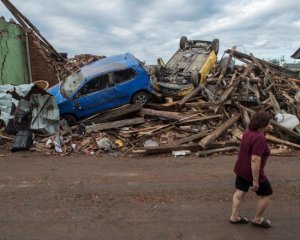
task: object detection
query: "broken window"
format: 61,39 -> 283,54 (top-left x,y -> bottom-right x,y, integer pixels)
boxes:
61,70 -> 85,98
113,69 -> 136,84
78,74 -> 110,97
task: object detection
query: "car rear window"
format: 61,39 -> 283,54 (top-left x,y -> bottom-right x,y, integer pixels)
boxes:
114,69 -> 136,84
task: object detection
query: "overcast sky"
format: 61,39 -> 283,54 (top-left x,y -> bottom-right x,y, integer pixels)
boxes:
1,0 -> 299,64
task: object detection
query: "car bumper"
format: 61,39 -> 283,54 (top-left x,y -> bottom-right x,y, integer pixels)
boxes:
153,80 -> 194,98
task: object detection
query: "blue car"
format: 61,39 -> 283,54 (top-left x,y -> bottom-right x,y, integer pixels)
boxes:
48,53 -> 152,124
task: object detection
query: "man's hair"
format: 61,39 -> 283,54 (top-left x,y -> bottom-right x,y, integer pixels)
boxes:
248,111 -> 271,131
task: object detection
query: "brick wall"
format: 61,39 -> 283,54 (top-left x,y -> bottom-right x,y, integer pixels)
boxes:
27,32 -> 59,87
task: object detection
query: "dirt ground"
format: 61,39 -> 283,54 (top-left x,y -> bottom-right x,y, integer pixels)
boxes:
0,151 -> 299,240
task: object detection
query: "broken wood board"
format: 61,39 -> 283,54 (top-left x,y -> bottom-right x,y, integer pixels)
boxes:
232,125 -> 300,150
199,112 -> 241,148
84,104 -> 143,124
132,140 -> 239,155
173,131 -> 211,145
86,118 -> 144,133
142,108 -> 185,121
216,46 -> 236,86
176,84 -> 204,109
266,134 -> 300,149
196,146 -> 238,157
184,101 -> 218,109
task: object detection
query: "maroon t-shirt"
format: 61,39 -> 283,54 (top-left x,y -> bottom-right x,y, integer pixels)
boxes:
234,129 -> 270,182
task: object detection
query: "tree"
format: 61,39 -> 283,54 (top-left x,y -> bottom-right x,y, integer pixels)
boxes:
266,55 -> 286,66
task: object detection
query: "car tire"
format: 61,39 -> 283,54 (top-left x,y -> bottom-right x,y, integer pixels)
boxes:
191,70 -> 200,86
180,36 -> 188,50
61,114 -> 77,126
212,39 -> 219,54
131,91 -> 150,106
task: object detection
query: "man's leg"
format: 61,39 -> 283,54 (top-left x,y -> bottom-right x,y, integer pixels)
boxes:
230,189 -> 247,222
252,196 -> 271,224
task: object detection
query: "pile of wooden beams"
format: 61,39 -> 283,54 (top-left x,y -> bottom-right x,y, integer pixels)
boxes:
2,49 -> 300,157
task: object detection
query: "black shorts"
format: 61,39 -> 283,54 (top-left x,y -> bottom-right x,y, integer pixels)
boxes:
235,175 -> 273,196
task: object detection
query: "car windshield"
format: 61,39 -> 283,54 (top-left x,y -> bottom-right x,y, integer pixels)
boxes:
61,70 -> 85,98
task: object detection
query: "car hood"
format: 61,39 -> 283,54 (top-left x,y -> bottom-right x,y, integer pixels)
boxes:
48,83 -> 68,105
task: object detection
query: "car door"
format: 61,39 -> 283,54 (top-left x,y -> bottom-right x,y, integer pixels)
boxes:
71,73 -> 116,118
112,68 -> 140,106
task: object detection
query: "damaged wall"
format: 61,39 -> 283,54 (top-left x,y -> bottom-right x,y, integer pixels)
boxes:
0,20 -> 27,85
0,20 -> 59,87
27,31 -> 59,87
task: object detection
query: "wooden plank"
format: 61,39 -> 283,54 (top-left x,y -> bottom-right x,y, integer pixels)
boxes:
266,134 -> 300,149
218,64 -> 252,108
196,146 -> 238,157
176,84 -> 204,109
232,123 -> 300,148
216,46 -> 236,86
146,103 -> 176,111
84,104 -> 142,124
173,131 -> 211,145
218,71 -> 239,104
226,49 -> 287,73
132,140 -> 239,155
85,118 -> 144,133
250,53 -> 265,72
199,112 -> 241,148
269,92 -> 281,113
142,108 -> 184,121
132,144 -> 201,154
178,114 -> 223,125
185,101 -> 217,109
287,77 -> 300,84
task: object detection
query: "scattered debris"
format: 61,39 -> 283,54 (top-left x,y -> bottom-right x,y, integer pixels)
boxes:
172,150 -> 192,157
0,84 -> 60,135
2,47 -> 300,157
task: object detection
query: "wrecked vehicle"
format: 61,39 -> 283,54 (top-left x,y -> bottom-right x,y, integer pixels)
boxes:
48,53 -> 152,124
153,36 -> 219,98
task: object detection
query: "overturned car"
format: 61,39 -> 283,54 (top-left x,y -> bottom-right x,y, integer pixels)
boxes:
153,36 -> 219,98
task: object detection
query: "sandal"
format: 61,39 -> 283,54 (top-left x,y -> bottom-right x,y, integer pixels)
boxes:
230,216 -> 249,224
251,218 -> 271,228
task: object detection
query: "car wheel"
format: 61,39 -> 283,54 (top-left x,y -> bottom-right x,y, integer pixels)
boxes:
180,36 -> 188,50
132,91 -> 150,106
61,114 -> 77,126
191,70 -> 200,86
212,39 -> 219,54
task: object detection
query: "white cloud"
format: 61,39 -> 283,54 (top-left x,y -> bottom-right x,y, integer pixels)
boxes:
1,0 -> 299,63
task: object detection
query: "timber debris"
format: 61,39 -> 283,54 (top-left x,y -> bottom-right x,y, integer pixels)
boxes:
1,49 -> 299,157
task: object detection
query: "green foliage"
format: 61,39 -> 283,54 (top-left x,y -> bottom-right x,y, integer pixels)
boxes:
266,55 -> 286,66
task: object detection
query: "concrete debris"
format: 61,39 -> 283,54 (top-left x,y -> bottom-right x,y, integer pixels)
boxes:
96,138 -> 113,152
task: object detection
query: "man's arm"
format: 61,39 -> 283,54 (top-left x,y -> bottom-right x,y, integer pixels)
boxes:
251,155 -> 261,191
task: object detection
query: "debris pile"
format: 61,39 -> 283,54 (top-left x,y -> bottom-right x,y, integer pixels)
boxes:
0,83 -> 60,152
1,49 -> 300,157
55,54 -> 106,80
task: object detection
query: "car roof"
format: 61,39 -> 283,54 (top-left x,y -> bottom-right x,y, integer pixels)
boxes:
81,53 -> 139,78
